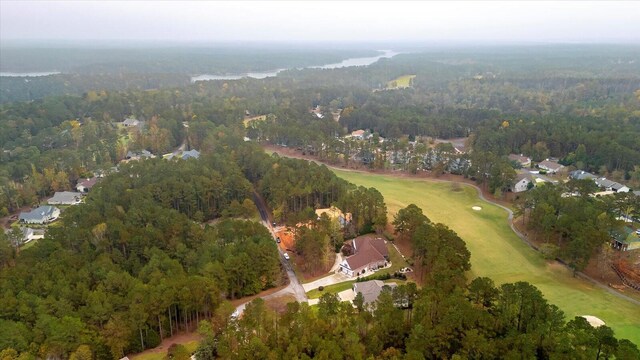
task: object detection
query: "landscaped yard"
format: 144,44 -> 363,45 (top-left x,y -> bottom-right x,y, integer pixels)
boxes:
333,169 -> 640,345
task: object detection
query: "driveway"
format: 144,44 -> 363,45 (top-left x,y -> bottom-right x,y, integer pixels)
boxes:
302,272 -> 351,292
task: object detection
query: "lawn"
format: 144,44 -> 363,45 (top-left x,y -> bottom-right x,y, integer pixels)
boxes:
386,75 -> 416,89
307,281 -> 355,299
333,169 -> 640,345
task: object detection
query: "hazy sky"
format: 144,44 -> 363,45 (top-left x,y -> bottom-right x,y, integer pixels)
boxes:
1,1 -> 639,44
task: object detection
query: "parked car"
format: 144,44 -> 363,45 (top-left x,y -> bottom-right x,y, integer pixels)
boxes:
283,253 -> 290,260
272,221 -> 277,226
276,237 -> 281,243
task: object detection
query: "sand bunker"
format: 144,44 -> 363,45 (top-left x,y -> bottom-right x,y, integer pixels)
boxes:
472,206 -> 482,211
582,315 -> 605,328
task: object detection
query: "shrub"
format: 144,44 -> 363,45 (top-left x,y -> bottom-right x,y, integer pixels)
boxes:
318,286 -> 324,291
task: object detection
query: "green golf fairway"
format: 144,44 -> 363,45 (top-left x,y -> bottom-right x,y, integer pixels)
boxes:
334,169 -> 640,344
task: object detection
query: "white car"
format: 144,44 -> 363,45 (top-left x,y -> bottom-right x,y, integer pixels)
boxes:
283,252 -> 290,260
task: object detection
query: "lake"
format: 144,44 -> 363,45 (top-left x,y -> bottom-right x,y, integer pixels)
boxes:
0,71 -> 61,77
190,50 -> 398,83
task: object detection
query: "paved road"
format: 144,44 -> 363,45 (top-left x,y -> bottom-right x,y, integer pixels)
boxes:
234,193 -> 307,317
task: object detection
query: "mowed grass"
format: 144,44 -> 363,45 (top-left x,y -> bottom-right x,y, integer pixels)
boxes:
386,75 -> 416,89
333,170 -> 640,344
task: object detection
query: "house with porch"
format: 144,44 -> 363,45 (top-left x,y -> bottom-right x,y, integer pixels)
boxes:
339,237 -> 389,277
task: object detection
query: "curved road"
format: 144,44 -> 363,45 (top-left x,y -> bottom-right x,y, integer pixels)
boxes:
268,148 -> 640,307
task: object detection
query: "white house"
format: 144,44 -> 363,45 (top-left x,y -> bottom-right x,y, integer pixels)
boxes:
511,174 -> 533,193
538,160 -> 564,174
21,227 -> 45,243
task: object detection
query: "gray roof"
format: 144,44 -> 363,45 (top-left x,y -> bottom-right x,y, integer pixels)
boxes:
353,280 -> 397,305
538,160 -> 564,171
122,117 -> 139,126
48,191 -> 82,205
181,149 -> 200,160
611,182 -> 628,191
569,170 -> 596,181
19,206 -> 59,223
595,178 -> 617,189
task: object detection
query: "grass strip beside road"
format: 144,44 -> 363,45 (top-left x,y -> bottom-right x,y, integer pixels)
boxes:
332,169 -> 640,345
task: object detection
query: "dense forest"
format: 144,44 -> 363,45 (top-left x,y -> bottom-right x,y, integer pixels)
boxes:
0,137 -> 391,357
1,45 -> 640,359
0,45 -> 377,103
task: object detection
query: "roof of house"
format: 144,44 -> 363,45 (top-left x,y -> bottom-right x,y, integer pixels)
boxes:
353,280 -> 397,304
345,237 -> 388,270
611,182 -> 628,191
19,206 -> 59,223
595,178 -> 617,188
315,206 -> 352,222
538,160 -> 564,171
569,170 -> 596,180
611,227 -> 640,245
508,154 -> 530,164
351,130 -> 365,136
514,173 -> 533,183
48,191 -> 82,204
122,117 -> 139,126
77,177 -> 99,189
181,149 -> 200,160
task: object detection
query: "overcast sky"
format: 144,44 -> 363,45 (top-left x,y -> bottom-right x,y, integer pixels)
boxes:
1,1 -> 639,44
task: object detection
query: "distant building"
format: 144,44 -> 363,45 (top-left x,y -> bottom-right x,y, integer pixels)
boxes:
181,149 -> 200,160
315,206 -> 352,227
508,154 -> 531,168
19,206 -> 60,225
510,174 -> 533,193
20,227 -> 45,243
165,149 -> 201,160
569,170 -> 596,181
122,117 -> 140,127
350,130 -> 366,140
538,160 -> 564,174
76,177 -> 99,193
125,150 -> 155,161
595,178 -> 630,193
48,191 -> 83,205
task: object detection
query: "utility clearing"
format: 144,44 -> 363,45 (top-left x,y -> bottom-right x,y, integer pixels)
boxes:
332,169 -> 640,345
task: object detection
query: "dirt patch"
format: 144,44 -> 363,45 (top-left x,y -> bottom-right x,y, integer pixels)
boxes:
264,294 -> 297,314
129,332 -> 202,358
229,284 -> 289,307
